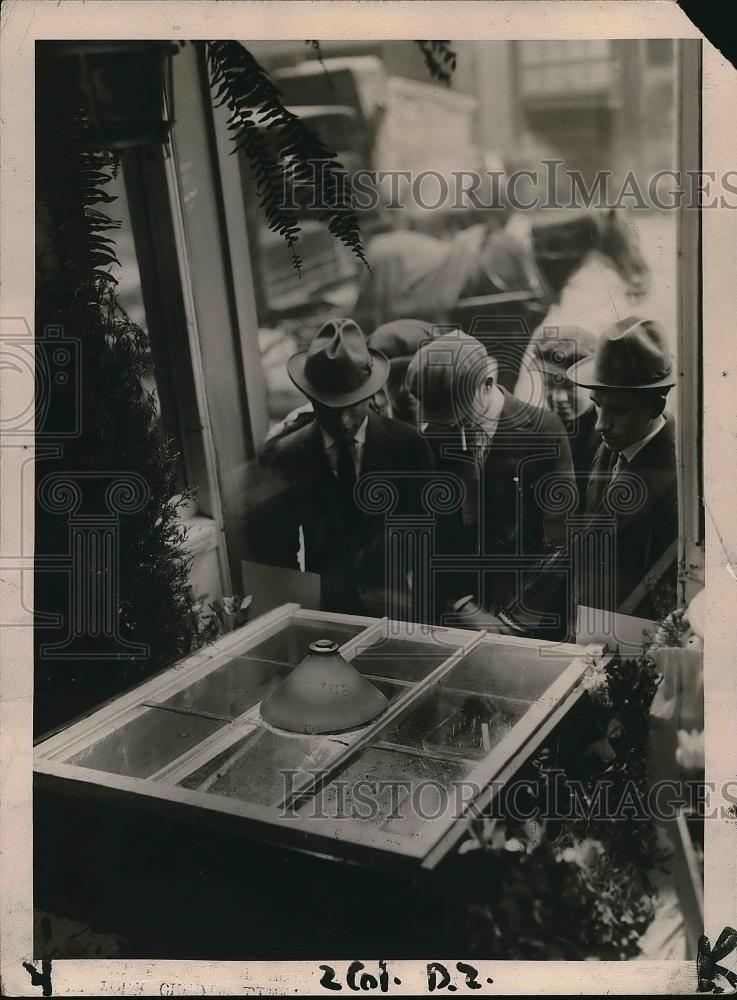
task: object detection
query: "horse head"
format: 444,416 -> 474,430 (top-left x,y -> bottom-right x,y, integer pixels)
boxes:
594,207 -> 650,299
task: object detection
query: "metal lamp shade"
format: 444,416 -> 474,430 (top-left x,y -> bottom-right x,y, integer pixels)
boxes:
260,639 -> 388,735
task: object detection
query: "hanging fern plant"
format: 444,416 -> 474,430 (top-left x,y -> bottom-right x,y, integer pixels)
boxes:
207,40 -> 370,275
415,41 -> 458,86
206,40 -> 456,274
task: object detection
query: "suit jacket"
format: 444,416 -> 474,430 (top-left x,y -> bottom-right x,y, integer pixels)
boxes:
567,406 -> 601,510
426,388 -> 575,630
262,411 -> 435,616
579,415 -> 678,612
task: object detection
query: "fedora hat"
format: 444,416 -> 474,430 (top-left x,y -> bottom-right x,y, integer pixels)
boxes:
567,316 -> 675,390
535,325 -> 598,377
288,319 -> 389,407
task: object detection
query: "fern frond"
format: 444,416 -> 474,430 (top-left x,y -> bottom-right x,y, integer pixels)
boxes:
415,41 -> 457,86
207,40 -> 369,272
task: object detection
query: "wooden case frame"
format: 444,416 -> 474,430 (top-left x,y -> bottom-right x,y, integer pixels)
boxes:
34,603 -> 603,870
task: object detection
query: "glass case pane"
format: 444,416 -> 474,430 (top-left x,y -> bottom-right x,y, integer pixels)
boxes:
66,708 -> 226,778
179,725 -> 348,806
442,641 -> 576,704
349,636 -> 456,684
245,617 -> 365,666
378,687 -> 525,760
299,746 -> 469,828
162,655 -> 290,719
294,639 -> 579,842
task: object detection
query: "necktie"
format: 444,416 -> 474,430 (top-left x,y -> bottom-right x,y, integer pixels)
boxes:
460,429 -> 488,528
612,452 -> 628,478
336,439 -> 356,489
335,440 -> 357,526
586,444 -> 619,512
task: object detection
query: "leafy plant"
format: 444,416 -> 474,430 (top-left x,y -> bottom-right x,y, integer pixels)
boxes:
194,594 -> 253,642
207,40 -> 369,275
35,46 -> 201,732
442,819 -> 655,959
206,39 -> 457,272
415,41 -> 458,85
442,645 -> 665,958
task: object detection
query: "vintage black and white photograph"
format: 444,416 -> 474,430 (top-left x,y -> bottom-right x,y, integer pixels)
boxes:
1,1 -> 736,995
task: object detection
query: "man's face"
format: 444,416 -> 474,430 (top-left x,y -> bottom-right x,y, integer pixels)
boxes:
387,377 -> 420,426
589,388 -> 657,451
543,369 -> 590,425
312,399 -> 369,442
408,377 -> 489,434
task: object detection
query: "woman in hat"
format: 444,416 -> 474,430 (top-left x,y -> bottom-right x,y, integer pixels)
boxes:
262,319 -> 435,618
567,316 -> 678,613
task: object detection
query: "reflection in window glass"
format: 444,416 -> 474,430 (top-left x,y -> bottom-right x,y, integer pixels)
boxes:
66,708 -> 225,778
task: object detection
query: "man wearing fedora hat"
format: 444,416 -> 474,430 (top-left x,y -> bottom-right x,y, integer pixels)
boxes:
263,319 -> 435,617
567,316 -> 678,613
406,330 -> 575,637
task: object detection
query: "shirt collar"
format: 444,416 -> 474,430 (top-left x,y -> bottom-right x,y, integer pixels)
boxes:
320,414 -> 369,452
621,414 -> 666,463
465,384 -> 505,450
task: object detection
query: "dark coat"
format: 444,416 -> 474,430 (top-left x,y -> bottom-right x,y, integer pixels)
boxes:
567,405 -> 602,509
578,415 -> 678,612
425,388 -> 575,631
262,411 -> 436,616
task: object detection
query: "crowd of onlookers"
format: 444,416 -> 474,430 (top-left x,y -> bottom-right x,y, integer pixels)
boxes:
260,313 -> 678,639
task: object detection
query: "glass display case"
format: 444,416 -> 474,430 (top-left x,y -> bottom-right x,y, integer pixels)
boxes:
34,603 -> 603,868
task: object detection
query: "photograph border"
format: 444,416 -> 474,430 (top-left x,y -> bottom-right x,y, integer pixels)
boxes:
1,2 -> 734,995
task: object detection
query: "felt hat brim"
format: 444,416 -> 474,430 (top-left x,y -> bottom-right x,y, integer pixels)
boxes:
287,348 -> 389,407
567,355 -> 676,390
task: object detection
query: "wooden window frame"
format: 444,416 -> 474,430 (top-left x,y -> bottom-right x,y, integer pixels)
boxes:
34,603 -> 602,870
675,39 -> 704,601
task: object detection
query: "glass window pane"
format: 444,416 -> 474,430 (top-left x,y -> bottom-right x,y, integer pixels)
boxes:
245,617 -> 366,666
442,641 -> 575,703
378,687 -> 525,759
179,725 -> 348,806
66,708 -> 225,778
294,638 -> 580,840
301,746 -> 468,829
162,655 -> 291,720
349,635 -> 457,684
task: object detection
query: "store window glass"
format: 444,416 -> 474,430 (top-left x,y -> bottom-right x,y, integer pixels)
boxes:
106,165 -> 187,493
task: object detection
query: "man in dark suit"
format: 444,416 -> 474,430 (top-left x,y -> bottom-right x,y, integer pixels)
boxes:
406,331 -> 575,638
262,319 -> 435,617
534,326 -> 601,508
567,316 -> 678,613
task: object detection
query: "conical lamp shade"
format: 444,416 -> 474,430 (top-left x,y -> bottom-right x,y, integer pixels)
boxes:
260,638 -> 388,735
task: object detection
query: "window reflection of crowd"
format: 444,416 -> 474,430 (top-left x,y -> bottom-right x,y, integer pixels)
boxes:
261,313 -> 678,638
